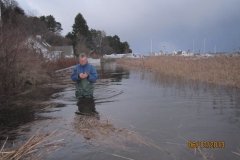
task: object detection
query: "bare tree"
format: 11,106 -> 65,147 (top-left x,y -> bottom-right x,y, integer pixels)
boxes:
0,23 -> 49,103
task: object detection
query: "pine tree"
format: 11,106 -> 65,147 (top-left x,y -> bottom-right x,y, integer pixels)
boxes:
40,15 -> 62,33
72,13 -> 89,38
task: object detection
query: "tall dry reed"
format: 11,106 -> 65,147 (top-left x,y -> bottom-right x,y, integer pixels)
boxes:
0,131 -> 63,160
118,55 -> 240,88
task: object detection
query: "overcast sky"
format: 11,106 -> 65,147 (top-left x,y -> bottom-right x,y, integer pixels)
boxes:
17,0 -> 240,53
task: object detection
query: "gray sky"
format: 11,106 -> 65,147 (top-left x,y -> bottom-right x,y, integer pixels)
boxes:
17,0 -> 240,53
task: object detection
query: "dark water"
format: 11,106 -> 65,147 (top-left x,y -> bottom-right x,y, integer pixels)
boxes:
1,62 -> 240,160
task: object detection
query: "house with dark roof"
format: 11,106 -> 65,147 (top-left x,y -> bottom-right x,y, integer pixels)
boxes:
50,46 -> 74,59
27,35 -> 74,60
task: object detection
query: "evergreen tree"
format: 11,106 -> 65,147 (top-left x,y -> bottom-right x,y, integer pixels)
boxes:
0,0 -> 25,24
104,35 -> 130,53
72,13 -> 89,38
40,15 -> 62,33
66,12 -> 132,55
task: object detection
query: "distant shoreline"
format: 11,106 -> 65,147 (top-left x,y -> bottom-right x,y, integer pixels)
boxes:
117,55 -> 240,88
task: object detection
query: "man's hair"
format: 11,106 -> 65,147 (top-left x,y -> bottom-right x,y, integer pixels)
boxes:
79,53 -> 87,59
80,54 -> 86,58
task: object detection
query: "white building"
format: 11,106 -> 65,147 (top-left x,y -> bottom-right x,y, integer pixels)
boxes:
27,35 -> 74,60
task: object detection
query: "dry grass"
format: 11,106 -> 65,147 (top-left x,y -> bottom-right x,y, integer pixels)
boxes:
118,55 -> 240,88
0,131 -> 64,160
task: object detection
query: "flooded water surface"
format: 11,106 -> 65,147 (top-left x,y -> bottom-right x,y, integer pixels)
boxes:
1,62 -> 240,160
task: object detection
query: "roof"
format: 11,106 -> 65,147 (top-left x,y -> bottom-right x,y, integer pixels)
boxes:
51,46 -> 74,56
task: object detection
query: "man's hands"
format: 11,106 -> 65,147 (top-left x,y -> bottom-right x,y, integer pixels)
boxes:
79,73 -> 88,79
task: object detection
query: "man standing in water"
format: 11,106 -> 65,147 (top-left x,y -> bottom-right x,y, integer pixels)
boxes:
71,53 -> 98,99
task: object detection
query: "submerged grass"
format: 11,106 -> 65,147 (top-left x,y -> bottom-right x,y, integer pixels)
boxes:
118,55 -> 240,88
73,115 -> 169,152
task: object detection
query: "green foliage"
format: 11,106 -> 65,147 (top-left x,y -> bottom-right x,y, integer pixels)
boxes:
66,13 -> 132,55
13,6 -> 24,15
0,0 -> 25,24
72,13 -> 89,37
40,15 -> 62,33
105,35 -> 131,54
66,32 -> 74,40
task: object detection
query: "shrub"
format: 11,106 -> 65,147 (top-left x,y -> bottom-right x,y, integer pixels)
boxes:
0,24 -> 49,100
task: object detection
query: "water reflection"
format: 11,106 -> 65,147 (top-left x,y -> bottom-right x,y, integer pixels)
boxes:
94,62 -> 126,104
138,69 -> 240,127
99,62 -> 130,81
1,62 -> 240,160
0,107 -> 35,140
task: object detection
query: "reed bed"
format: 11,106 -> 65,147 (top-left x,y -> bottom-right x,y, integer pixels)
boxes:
0,131 -> 63,160
118,55 -> 240,88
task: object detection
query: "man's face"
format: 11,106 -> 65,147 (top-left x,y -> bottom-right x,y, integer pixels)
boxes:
79,55 -> 87,65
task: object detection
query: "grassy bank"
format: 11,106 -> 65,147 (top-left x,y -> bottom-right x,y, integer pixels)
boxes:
118,56 -> 240,88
